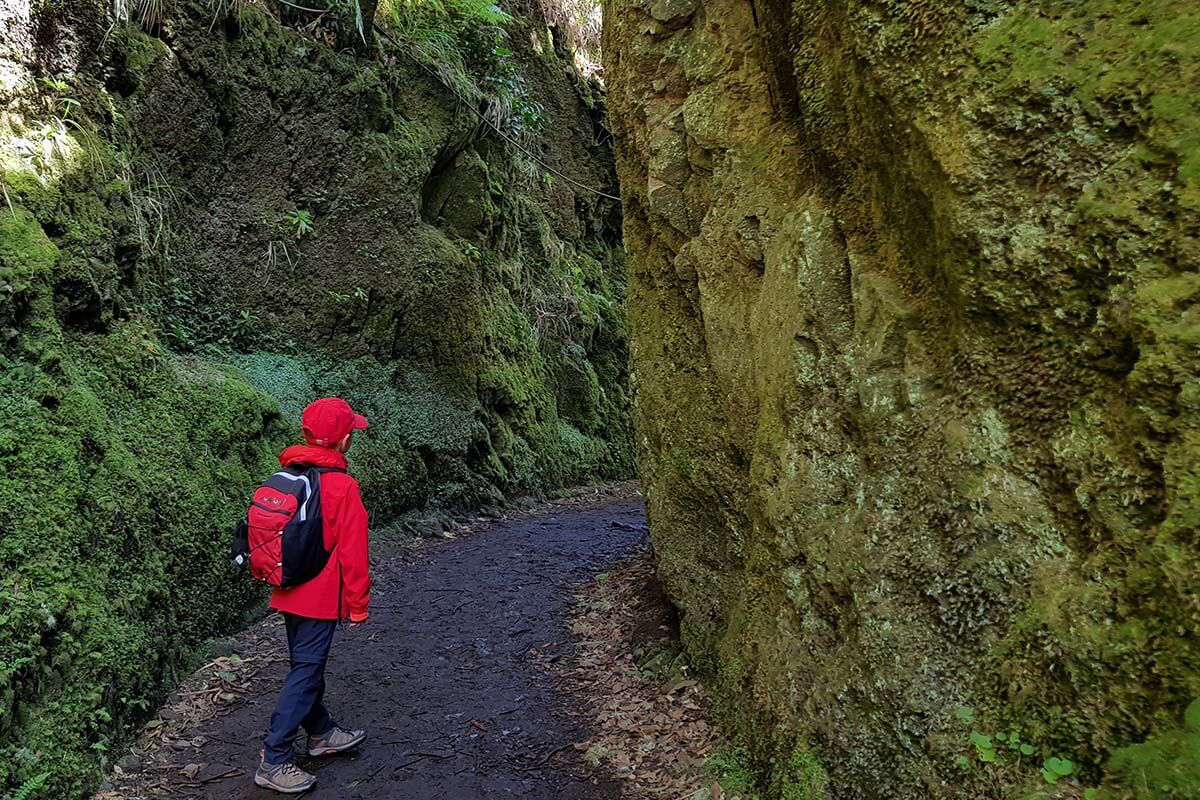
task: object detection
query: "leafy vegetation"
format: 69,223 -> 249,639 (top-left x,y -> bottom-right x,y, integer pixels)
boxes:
1,774 -> 49,800
952,707 -> 1086,797
3,0 -> 625,796
285,208 -> 314,238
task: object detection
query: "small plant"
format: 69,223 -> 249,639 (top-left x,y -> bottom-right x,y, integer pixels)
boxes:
326,288 -> 368,304
461,241 -> 482,261
3,773 -> 50,800
952,707 -> 1078,797
285,209 -> 314,238
230,310 -> 259,341
117,155 -> 180,258
122,695 -> 151,712
969,730 -> 997,763
1041,757 -> 1075,785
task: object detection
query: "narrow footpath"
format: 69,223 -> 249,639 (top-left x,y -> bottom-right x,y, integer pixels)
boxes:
102,490 -> 648,800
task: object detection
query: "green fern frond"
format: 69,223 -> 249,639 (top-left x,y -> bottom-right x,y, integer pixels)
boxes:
5,773 -> 50,800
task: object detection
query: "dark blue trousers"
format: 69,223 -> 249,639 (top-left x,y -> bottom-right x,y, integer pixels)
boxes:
263,614 -> 338,764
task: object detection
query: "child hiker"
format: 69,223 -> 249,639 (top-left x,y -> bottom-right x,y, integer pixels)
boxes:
251,397 -> 372,793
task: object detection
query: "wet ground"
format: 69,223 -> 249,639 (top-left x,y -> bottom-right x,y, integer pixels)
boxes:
105,490 -> 648,800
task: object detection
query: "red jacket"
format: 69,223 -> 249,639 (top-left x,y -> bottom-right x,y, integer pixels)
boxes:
268,444 -> 371,621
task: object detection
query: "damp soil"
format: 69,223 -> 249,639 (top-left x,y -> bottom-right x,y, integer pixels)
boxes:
103,487 -> 649,800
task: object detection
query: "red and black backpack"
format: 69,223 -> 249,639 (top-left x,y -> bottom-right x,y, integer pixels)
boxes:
231,464 -> 343,588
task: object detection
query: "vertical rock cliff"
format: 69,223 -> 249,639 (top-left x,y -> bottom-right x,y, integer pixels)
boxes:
604,0 -> 1199,796
1,0 -> 627,793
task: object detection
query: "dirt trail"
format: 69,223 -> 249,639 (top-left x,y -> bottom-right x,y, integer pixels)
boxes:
107,491 -> 648,800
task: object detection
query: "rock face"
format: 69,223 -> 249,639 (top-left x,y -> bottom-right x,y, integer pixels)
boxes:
604,0 -> 1198,796
0,1 -> 628,793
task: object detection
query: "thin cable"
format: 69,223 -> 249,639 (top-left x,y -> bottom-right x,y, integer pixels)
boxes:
272,0 -> 621,201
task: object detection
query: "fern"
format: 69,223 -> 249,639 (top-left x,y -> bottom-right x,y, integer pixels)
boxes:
4,773 -> 50,800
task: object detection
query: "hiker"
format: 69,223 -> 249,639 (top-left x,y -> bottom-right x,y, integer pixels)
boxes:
250,397 -> 373,794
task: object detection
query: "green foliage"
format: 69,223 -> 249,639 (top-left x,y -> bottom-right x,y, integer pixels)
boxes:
378,0 -> 546,134
461,240 -> 482,260
1098,699 -> 1200,799
1,1 -> 631,795
951,707 -> 1081,797
160,274 -> 291,351
0,207 -> 57,301
2,773 -> 49,800
974,0 -> 1199,205
285,208 -> 314,238
1041,757 -> 1075,785
0,324 -> 287,797
706,747 -> 763,798
776,745 -> 828,800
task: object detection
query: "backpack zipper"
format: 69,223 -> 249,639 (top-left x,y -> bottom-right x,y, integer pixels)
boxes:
250,502 -> 293,517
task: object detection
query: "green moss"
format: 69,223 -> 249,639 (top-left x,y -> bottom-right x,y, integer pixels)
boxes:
708,746 -> 763,795
975,1 -> 1200,191
0,331 -> 287,797
113,27 -> 168,85
1098,699 -> 1200,799
0,206 -> 58,293
609,0 -> 1198,793
778,745 -> 829,800
1,0 -> 631,792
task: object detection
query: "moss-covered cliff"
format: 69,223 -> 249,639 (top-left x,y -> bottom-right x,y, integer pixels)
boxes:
0,0 -> 628,794
604,0 -> 1198,797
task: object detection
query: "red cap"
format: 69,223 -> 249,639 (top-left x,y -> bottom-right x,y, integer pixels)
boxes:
301,397 -> 369,446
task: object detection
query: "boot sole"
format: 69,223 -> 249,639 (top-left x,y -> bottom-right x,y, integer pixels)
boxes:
254,773 -> 316,794
307,731 -> 366,757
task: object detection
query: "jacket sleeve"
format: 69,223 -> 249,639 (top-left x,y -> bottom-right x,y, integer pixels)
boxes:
337,480 -> 371,621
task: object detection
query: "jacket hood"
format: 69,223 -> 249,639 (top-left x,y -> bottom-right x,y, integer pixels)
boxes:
279,444 -> 349,470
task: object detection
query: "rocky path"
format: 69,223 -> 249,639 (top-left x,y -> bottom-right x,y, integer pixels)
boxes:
104,490 -> 648,800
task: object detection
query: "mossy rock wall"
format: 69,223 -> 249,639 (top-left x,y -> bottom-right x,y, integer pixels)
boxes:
603,0 -> 1198,797
0,0 -> 630,794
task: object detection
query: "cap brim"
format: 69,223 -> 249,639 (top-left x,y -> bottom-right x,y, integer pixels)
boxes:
352,413 -> 369,430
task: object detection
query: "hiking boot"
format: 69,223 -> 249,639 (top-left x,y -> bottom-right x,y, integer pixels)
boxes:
307,725 -> 366,756
254,759 -> 317,794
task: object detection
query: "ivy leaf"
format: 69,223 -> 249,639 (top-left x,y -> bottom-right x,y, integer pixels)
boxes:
955,707 -> 976,724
